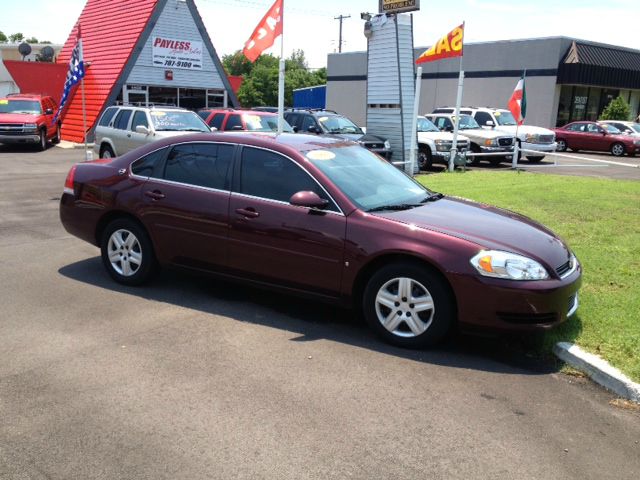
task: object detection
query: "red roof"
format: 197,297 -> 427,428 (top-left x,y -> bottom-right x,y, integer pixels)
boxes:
57,0 -> 158,142
2,61 -> 68,99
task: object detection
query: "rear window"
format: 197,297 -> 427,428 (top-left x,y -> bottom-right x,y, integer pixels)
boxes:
208,113 -> 225,130
197,111 -> 210,120
99,107 -> 119,127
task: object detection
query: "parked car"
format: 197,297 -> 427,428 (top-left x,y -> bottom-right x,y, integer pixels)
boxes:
0,93 -> 61,150
94,105 -> 210,158
553,121 -> 640,157
433,107 -> 556,163
416,116 -> 470,169
598,120 -> 640,137
197,108 -> 294,132
284,109 -> 393,160
60,132 -> 581,348
426,113 -> 515,165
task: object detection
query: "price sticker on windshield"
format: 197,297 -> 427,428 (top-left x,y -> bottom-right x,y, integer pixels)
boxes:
306,150 -> 336,161
150,111 -> 166,116
0,99 -> 8,105
494,111 -> 501,116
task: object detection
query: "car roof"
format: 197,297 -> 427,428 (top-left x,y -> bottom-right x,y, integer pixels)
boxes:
3,93 -> 48,101
200,108 -> 278,117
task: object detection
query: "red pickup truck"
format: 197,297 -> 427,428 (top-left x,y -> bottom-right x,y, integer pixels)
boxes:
0,93 -> 61,150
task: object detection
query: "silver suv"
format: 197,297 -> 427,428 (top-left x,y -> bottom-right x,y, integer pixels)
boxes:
94,105 -> 210,158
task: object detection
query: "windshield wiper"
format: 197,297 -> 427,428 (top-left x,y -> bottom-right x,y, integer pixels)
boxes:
421,192 -> 444,202
367,203 -> 423,212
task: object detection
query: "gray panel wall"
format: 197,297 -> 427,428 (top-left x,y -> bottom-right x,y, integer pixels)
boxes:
126,0 -> 225,89
326,81 -> 367,126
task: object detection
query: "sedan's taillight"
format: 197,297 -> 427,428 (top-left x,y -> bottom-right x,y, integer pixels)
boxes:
64,165 -> 77,195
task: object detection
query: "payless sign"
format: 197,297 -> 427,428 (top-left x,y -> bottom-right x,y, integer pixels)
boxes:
152,37 -> 203,71
379,0 -> 420,14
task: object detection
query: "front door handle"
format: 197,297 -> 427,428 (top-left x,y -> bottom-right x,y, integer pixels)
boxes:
145,190 -> 165,200
235,207 -> 259,218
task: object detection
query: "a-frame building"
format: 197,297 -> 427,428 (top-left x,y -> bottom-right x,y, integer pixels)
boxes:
57,0 -> 238,142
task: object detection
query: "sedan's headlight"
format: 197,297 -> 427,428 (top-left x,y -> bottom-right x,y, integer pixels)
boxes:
484,138 -> 497,147
384,140 -> 391,149
470,250 -> 549,280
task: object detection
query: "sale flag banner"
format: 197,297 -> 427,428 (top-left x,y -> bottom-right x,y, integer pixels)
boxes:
242,0 -> 283,62
416,24 -> 464,64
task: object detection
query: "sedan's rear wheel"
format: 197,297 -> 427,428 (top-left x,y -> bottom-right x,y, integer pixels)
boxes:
101,218 -> 156,285
556,139 -> 567,152
363,262 -> 454,348
610,142 -> 625,157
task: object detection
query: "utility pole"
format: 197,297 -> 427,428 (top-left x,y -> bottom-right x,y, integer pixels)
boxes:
334,14 -> 351,53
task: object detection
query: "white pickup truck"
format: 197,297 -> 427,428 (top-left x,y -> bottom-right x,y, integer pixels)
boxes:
416,116 -> 470,169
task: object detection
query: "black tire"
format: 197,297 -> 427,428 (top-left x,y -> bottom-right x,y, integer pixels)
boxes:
100,218 -> 157,286
469,144 -> 481,165
527,156 -> 544,163
52,124 -> 61,144
37,129 -> 47,151
418,146 -> 433,170
362,262 -> 454,348
556,139 -> 567,152
100,144 -> 115,159
610,142 -> 625,157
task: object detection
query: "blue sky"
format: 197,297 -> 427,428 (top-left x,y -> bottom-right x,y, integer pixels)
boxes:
1,0 -> 638,68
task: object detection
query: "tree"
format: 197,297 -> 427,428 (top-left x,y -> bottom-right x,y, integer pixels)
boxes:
600,96 -> 632,121
222,50 -> 253,77
25,37 -> 38,44
0,31 -> 7,43
9,33 -> 24,43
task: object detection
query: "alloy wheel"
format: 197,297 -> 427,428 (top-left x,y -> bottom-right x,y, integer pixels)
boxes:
374,276 -> 435,338
107,229 -> 143,277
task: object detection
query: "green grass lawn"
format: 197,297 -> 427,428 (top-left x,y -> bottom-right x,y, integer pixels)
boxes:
416,170 -> 640,382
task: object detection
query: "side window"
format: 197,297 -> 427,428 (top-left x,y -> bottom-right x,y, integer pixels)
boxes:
239,147 -> 336,210
114,110 -> 132,130
284,113 -> 299,128
131,111 -> 149,131
225,114 -> 243,131
163,143 -> 234,190
567,123 -> 582,132
208,113 -> 225,130
301,115 -> 317,132
587,123 -> 600,133
475,112 -> 493,126
99,107 -> 119,127
131,147 -> 167,178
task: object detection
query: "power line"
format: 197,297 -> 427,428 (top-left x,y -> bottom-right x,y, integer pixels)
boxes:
333,14 -> 350,53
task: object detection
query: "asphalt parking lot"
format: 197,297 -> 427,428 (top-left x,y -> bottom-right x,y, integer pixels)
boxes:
1,143 -> 639,480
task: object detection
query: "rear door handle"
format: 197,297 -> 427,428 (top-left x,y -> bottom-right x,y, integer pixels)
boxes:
235,207 -> 259,218
145,190 -> 165,200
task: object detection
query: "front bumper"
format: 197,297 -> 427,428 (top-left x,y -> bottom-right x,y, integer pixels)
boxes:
449,266 -> 582,332
0,133 -> 40,144
521,141 -> 557,153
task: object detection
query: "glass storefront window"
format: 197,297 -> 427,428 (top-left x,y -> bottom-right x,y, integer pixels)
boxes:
570,86 -> 589,122
585,88 -> 600,121
148,87 -> 178,107
557,85 -> 573,126
179,89 -> 206,110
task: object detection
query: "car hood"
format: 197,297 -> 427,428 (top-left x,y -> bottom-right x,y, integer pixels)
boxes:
375,196 -> 571,270
458,128 -> 508,140
0,113 -> 40,123
152,130 -> 210,138
491,125 -> 553,135
327,132 -> 386,143
418,131 -> 470,142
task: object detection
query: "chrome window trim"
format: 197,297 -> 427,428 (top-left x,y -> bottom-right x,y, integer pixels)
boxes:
230,191 -> 345,217
237,144 -> 345,216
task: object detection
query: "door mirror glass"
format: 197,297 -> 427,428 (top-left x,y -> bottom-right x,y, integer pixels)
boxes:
45,108 -> 54,115
289,190 -> 329,209
136,125 -> 150,135
485,120 -> 494,127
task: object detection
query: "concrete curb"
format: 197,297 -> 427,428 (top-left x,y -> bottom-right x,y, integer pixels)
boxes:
554,342 -> 640,403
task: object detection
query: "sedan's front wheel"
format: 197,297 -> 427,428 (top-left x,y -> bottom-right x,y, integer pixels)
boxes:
610,142 -> 625,157
101,218 -> 157,285
363,262 -> 454,348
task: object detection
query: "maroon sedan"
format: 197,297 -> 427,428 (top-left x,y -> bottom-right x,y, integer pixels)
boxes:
554,121 -> 640,157
60,133 -> 581,347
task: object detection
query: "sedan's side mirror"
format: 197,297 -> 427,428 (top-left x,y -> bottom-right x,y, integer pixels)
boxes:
485,120 -> 495,127
289,191 -> 329,210
307,125 -> 319,133
136,125 -> 151,135
292,126 -> 299,133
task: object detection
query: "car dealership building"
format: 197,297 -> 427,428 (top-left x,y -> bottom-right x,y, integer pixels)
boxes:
326,37 -> 640,129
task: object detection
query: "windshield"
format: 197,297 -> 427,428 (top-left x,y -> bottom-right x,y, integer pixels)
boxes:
455,115 -> 480,130
149,110 -> 210,132
601,124 -> 621,134
305,145 -> 430,211
494,111 -> 517,126
242,114 -> 294,132
417,117 -> 440,132
317,115 -> 363,134
0,99 -> 41,114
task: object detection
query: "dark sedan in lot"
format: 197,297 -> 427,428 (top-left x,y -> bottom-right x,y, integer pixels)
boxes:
553,121 -> 640,157
60,133 -> 581,347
